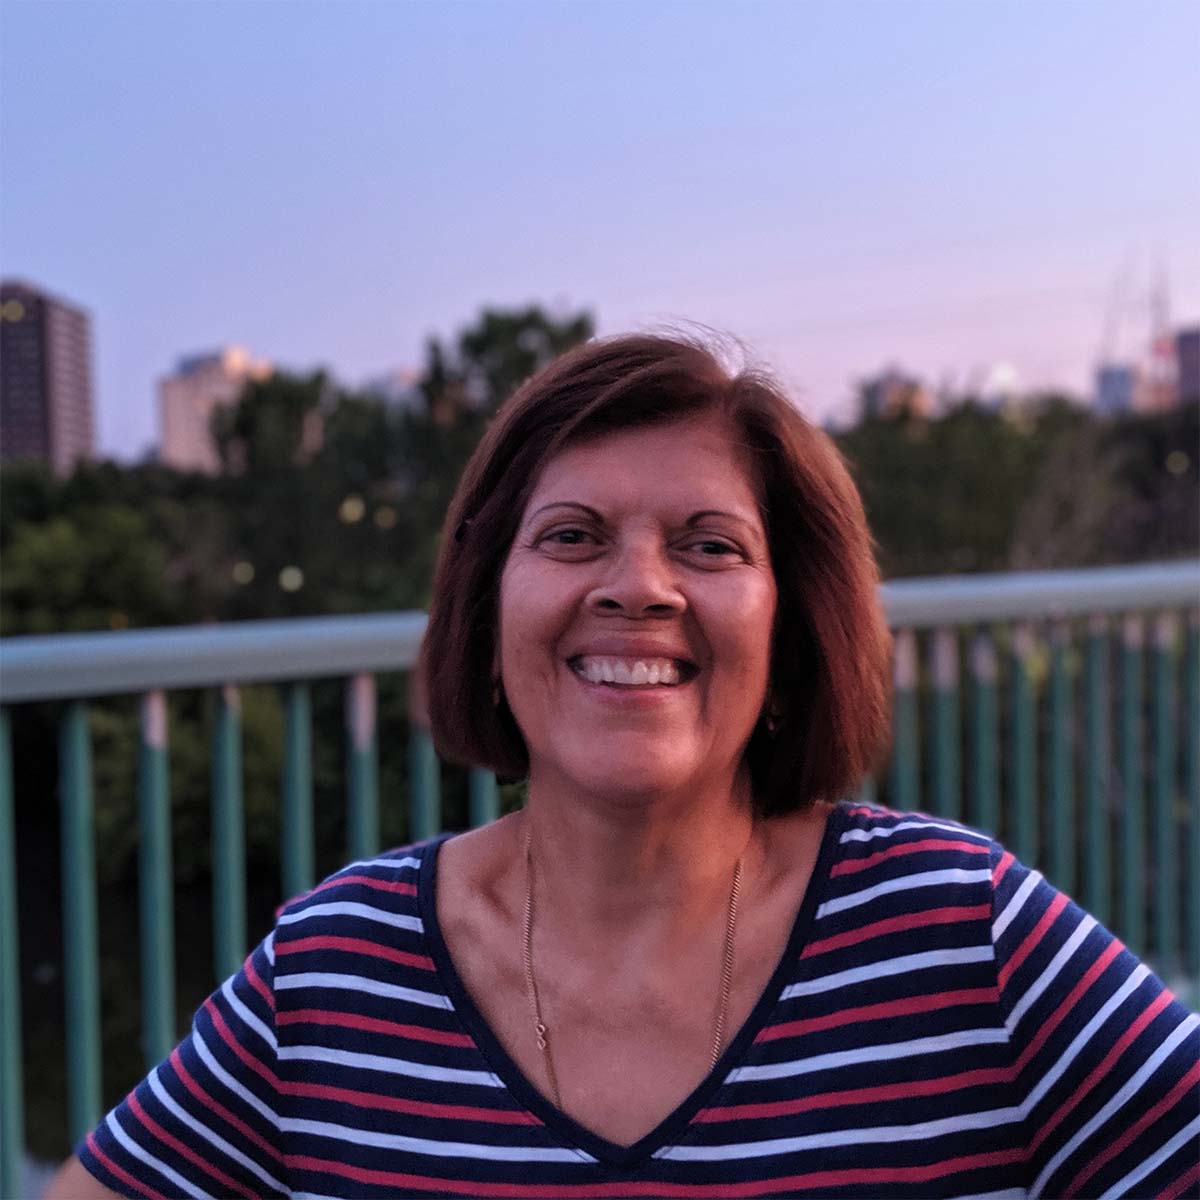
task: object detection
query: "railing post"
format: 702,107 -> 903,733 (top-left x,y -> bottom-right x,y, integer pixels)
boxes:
1120,614 -> 1146,953
408,724 -> 441,842
969,631 -> 999,836
346,674 -> 379,861
282,682 -> 315,897
1083,615 -> 1112,925
889,628 -> 920,811
1151,614 -> 1179,978
1009,622 -> 1038,867
1184,612 -> 1199,982
469,768 -> 500,828
59,700 -> 101,1141
929,628 -> 960,820
856,774 -> 878,806
1047,620 -> 1076,896
0,709 -> 23,1200
212,684 -> 246,982
138,690 -> 175,1067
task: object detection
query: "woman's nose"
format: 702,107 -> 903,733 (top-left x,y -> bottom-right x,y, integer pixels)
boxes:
586,543 -> 685,617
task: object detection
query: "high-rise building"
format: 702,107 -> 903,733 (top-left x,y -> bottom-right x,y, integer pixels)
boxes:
1094,364 -> 1138,415
1176,328 -> 1199,404
859,368 -> 934,421
159,346 -> 272,473
0,279 -> 95,476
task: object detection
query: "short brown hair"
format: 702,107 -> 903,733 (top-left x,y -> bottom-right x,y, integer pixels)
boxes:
423,333 -> 891,815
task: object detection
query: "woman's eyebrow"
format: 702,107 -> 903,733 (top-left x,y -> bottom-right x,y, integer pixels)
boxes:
687,509 -> 764,539
527,501 -> 605,524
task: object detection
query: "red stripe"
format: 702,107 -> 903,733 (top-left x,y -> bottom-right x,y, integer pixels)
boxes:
170,1048 -> 280,1161
696,1065 -> 1013,1121
126,1091 -> 255,1199
756,986 -> 999,1043
85,1131 -> 171,1200
243,951 -> 274,1012
802,903 -> 990,958
1029,988 -> 1174,1157
286,1147 -> 1024,1197
992,850 -> 1016,889
1012,937 -> 1122,1076
278,1007 -> 473,1047
831,837 -> 987,876
997,891 -> 1070,990
203,998 -> 280,1090
276,933 -> 434,971
279,1078 -> 541,1124
309,872 -> 418,898
1159,1159 -> 1200,1200
1063,1058 -> 1200,1196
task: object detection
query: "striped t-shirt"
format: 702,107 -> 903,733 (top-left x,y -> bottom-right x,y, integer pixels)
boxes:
81,804 -> 1200,1199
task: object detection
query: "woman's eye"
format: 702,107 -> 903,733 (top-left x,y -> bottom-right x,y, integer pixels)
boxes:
688,539 -> 740,558
543,528 -> 593,546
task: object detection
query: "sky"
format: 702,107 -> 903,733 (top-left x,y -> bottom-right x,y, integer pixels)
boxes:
3,0 -> 1198,459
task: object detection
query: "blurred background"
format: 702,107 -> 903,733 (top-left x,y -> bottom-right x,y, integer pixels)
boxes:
1,0 -> 1197,1185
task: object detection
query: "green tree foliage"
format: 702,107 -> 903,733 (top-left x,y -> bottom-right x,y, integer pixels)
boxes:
2,306 -> 1196,887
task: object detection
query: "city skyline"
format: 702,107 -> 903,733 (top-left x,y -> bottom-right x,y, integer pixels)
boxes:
3,0 -> 1197,460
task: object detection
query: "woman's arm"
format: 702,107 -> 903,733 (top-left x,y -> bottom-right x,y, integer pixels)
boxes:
43,1155 -> 122,1200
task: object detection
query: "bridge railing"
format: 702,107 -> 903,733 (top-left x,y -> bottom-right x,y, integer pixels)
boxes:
1,560 -> 1197,1189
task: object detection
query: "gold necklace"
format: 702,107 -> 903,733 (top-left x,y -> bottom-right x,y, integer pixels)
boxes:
521,825 -> 744,1112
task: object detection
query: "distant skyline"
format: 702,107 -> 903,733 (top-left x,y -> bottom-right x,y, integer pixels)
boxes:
3,0 -> 1197,459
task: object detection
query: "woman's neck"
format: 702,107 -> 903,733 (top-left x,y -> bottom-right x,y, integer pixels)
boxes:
520,766 -> 761,941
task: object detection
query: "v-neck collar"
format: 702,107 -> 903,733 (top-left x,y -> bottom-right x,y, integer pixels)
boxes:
418,803 -> 848,1169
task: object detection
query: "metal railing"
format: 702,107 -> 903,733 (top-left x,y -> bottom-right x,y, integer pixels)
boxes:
0,560 -> 1197,1189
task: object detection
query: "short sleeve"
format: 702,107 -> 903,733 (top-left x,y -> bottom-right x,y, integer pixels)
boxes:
989,845 -> 1200,1199
77,933 -> 286,1199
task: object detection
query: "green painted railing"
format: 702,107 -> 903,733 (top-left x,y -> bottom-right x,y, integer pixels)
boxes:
0,563 -> 1197,1188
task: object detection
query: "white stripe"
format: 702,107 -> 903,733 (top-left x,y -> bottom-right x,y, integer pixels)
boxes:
841,818 -> 990,844
781,945 -> 993,1000
991,869 -> 1042,942
281,1115 -> 595,1162
1098,1112 -> 1200,1200
278,1042 -> 500,1085
147,1067 -> 285,1193
958,1192 -> 1026,1200
728,1027 -> 1009,1083
262,930 -> 275,968
655,1103 -> 1021,1160
817,868 -> 992,918
1020,965 -> 1150,1116
275,970 -> 453,1010
276,899 -> 423,933
1005,914 -> 1097,1034
192,1027 -> 279,1128
343,853 -> 422,874
105,1109 -> 211,1200
221,977 -> 275,1052
1030,1012 -> 1200,1198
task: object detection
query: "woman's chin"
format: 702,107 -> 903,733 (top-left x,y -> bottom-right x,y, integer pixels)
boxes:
537,741 -> 710,806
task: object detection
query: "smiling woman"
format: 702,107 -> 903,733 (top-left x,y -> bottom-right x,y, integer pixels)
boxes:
58,334 -> 1198,1200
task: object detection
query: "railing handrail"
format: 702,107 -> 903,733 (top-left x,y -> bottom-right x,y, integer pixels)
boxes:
881,559 -> 1199,630
0,612 -> 428,703
1,560 -> 1196,704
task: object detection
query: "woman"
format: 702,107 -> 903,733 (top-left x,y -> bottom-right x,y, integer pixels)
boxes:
55,334 -> 1198,1198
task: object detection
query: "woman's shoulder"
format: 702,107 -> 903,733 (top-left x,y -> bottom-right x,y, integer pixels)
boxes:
833,801 -> 1000,860
273,837 -> 441,935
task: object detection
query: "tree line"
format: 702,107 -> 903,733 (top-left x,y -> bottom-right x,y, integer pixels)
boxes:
2,303 -> 1196,886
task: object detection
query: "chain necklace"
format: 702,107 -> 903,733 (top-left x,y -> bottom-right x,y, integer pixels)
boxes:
521,825 -> 744,1112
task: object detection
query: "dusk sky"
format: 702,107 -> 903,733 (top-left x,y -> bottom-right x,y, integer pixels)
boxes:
3,0 -> 1197,459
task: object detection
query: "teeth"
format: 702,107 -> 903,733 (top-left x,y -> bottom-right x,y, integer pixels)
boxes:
574,657 -> 682,687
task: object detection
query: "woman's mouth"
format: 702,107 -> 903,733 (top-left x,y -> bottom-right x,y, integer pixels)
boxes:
567,655 -> 697,688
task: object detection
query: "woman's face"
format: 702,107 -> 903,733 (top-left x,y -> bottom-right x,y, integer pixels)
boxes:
498,412 -> 777,805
